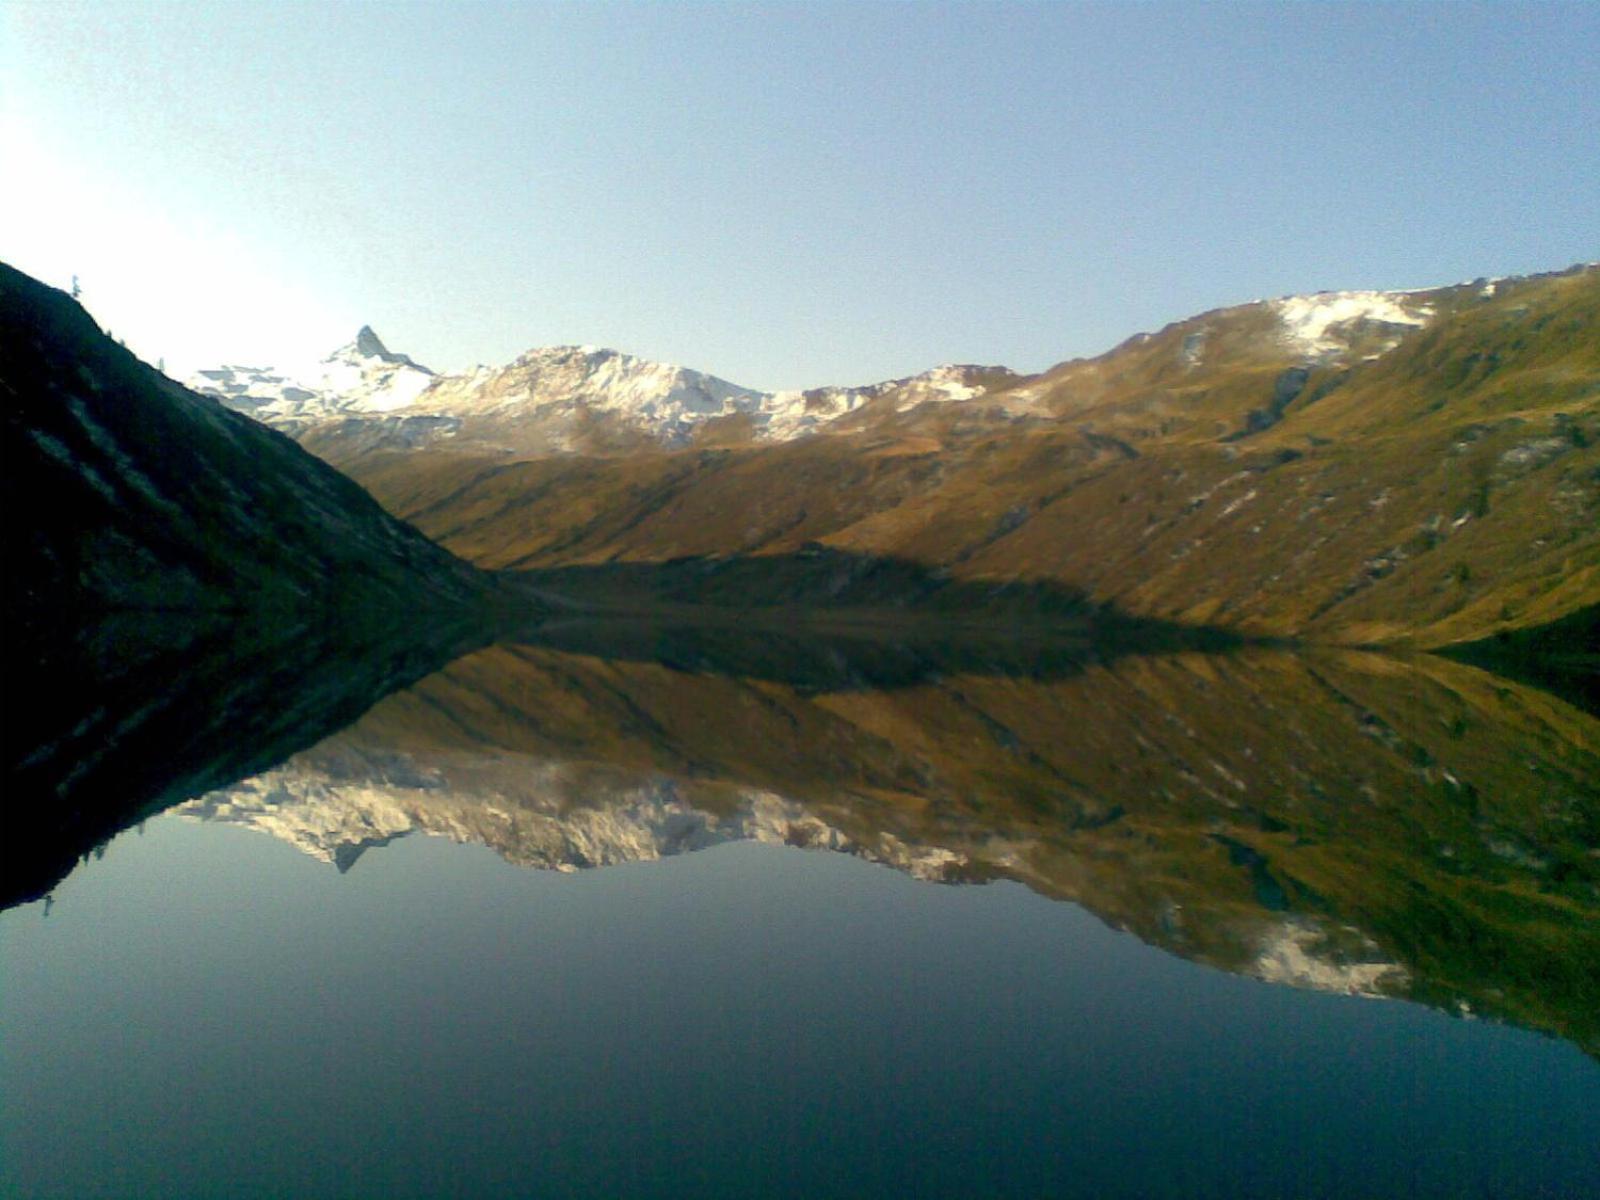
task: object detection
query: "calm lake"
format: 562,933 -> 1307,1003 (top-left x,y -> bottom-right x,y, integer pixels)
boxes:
4,624 -> 1598,1198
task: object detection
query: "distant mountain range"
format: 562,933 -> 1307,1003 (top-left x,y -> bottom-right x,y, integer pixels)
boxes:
190,264 -> 1600,652
190,329 -> 1022,454
186,284 -> 1447,453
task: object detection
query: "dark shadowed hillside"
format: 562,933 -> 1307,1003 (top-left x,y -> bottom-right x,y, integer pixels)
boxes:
2,263 -> 523,903
1,262 -> 492,620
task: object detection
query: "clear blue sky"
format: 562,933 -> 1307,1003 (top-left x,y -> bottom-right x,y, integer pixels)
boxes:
3,1 -> 1596,388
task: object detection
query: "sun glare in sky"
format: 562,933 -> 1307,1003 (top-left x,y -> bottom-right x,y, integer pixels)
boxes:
2,117 -> 352,374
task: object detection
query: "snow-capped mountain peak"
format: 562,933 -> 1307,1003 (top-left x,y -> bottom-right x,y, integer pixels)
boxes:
334,324 -> 432,373
186,278 -> 1452,454
189,323 -> 1027,452
187,326 -> 436,429
352,325 -> 397,361
405,343 -> 771,448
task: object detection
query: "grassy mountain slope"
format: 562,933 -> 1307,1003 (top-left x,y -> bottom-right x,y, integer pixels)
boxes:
321,267 -> 1598,647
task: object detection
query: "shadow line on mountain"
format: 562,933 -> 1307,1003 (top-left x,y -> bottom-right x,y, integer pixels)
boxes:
496,547 -> 1250,692
502,550 -> 1600,710
1435,604 -> 1600,717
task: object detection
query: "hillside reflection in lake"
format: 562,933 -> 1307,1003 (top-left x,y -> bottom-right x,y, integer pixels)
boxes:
3,618 -> 1598,1198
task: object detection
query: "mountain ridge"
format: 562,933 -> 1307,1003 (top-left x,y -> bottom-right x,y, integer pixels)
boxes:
190,334 -> 1028,453
180,264 -> 1599,649
187,273 -> 1491,454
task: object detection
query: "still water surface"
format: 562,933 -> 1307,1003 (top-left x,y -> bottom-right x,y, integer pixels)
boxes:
3,628 -> 1597,1197
6,822 -> 1597,1200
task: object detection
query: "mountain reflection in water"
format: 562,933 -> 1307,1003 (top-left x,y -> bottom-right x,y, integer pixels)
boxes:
152,617 -> 1600,1056
1,607 -> 491,910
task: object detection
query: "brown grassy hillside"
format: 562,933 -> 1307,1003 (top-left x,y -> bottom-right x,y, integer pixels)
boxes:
313,267 -> 1600,647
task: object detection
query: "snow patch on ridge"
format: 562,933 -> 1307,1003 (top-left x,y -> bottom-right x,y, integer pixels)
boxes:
1272,291 -> 1434,358
762,364 -> 999,440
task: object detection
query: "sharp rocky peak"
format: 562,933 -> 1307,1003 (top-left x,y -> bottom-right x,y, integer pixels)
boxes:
334,326 -> 432,374
354,325 -> 390,359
